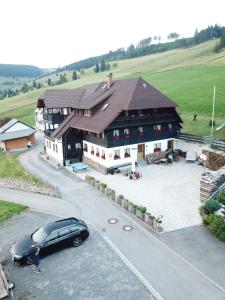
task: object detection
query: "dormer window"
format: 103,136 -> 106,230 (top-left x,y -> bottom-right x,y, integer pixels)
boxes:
138,127 -> 144,136
124,129 -> 130,138
113,130 -> 120,140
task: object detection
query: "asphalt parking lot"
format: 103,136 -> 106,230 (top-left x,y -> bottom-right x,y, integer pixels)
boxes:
0,210 -> 149,300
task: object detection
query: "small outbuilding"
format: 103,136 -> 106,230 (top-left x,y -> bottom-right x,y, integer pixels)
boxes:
0,118 -> 36,152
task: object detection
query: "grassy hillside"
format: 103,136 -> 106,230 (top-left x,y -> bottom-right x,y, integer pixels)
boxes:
0,40 -> 224,137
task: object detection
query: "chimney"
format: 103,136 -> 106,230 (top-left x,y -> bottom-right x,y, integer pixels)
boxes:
107,73 -> 113,88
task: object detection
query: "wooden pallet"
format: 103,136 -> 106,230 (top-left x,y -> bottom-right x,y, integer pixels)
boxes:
0,264 -> 9,299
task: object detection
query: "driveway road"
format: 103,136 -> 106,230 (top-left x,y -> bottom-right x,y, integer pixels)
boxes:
1,134 -> 224,300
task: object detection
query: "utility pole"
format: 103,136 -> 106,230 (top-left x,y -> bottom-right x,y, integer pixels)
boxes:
210,85 -> 216,138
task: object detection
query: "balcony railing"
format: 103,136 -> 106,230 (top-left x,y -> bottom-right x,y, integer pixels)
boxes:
43,113 -> 67,124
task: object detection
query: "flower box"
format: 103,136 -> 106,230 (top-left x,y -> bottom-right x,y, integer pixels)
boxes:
136,209 -> 144,220
128,204 -> 136,214
96,153 -> 100,157
101,155 -> 105,159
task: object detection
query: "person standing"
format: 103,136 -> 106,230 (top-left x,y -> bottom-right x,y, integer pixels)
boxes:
29,240 -> 41,273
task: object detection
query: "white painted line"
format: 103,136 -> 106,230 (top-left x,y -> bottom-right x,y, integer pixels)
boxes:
122,213 -> 225,295
92,224 -> 164,300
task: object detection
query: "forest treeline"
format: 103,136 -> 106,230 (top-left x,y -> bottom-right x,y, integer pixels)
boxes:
0,64 -> 42,77
59,25 -> 225,73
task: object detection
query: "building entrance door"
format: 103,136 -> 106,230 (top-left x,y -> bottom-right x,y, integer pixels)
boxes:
167,140 -> 174,150
138,144 -> 145,159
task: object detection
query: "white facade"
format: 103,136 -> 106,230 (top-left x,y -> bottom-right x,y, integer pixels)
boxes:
35,108 -> 45,131
45,137 -> 64,165
83,138 -> 174,168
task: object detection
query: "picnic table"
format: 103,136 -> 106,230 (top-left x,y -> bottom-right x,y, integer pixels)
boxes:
70,162 -> 88,173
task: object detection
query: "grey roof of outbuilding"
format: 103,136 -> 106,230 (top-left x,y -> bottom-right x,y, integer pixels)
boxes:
44,77 -> 178,138
0,119 -> 18,134
0,128 -> 35,141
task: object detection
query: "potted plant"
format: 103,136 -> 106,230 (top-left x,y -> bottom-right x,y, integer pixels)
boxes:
100,182 -> 107,193
124,199 -> 130,210
110,189 -> 116,201
128,202 -> 136,214
136,206 -> 146,220
116,194 -> 123,205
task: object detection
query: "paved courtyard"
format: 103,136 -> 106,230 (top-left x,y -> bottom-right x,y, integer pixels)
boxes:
73,158 -> 203,232
0,211 -> 149,300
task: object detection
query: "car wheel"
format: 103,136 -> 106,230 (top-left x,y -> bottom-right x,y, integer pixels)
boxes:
25,257 -> 33,265
72,237 -> 82,247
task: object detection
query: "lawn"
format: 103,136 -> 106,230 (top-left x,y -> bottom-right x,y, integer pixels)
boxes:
0,40 -> 224,137
0,149 -> 41,184
0,200 -> 27,222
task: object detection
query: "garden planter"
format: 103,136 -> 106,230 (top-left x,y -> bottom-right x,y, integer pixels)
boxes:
128,204 -> 136,214
148,216 -> 154,226
90,179 -> 95,186
116,196 -> 122,205
144,213 -> 151,224
95,181 -> 100,188
136,210 -> 144,220
124,201 -> 129,210
106,188 -> 111,197
110,194 -> 116,201
100,186 -> 106,193
121,198 -> 126,208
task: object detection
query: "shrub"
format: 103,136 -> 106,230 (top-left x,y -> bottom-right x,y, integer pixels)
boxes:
100,182 -> 107,188
216,189 -> 225,205
209,120 -> 215,127
203,214 -> 215,225
118,194 -> 124,199
209,215 -> 225,241
205,198 -> 221,214
139,206 -> 147,213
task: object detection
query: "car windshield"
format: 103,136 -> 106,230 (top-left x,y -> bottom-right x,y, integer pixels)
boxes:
32,227 -> 48,244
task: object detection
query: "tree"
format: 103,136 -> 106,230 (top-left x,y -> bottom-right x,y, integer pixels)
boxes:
94,63 -> 100,73
72,70 -> 78,80
167,32 -> 180,41
47,78 -> 51,86
105,63 -> 111,71
37,83 -> 42,89
100,59 -> 106,72
33,80 -> 37,88
112,63 -> 118,68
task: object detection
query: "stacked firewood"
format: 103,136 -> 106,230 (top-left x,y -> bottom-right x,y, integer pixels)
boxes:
200,167 -> 225,202
202,149 -> 225,171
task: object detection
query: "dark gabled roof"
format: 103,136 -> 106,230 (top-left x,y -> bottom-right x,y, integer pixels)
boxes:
44,77 -> 179,138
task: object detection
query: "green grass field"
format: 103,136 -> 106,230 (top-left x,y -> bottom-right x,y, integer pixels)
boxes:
0,149 -> 42,184
0,200 -> 27,222
0,40 -> 224,137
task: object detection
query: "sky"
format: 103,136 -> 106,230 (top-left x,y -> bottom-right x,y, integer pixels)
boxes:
1,0 -> 225,68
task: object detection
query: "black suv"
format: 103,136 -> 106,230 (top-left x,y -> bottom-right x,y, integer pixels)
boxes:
10,217 -> 89,264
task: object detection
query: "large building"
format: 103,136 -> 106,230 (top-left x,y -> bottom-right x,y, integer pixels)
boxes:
37,75 -> 182,172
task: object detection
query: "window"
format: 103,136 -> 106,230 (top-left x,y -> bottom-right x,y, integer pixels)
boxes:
91,146 -> 94,155
45,231 -> 58,243
49,141 -> 51,149
124,128 -> 130,138
53,144 -> 55,152
114,150 -> 120,160
58,227 -> 71,238
48,108 -> 53,114
138,127 -> 144,136
154,143 -> 161,152
168,123 -> 172,132
96,148 -> 100,157
55,144 -> 58,153
113,130 -> 120,139
83,143 -> 88,152
154,124 -> 162,133
70,225 -> 80,233
54,124 -> 58,129
62,108 -> 68,115
50,124 -> 54,130
84,109 -> 91,116
124,148 -> 130,158
45,123 -> 49,130
75,143 -> 82,150
101,150 -> 105,159
68,144 -> 71,150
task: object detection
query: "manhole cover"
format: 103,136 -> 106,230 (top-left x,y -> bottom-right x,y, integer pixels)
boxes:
108,218 -> 118,224
123,225 -> 133,231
